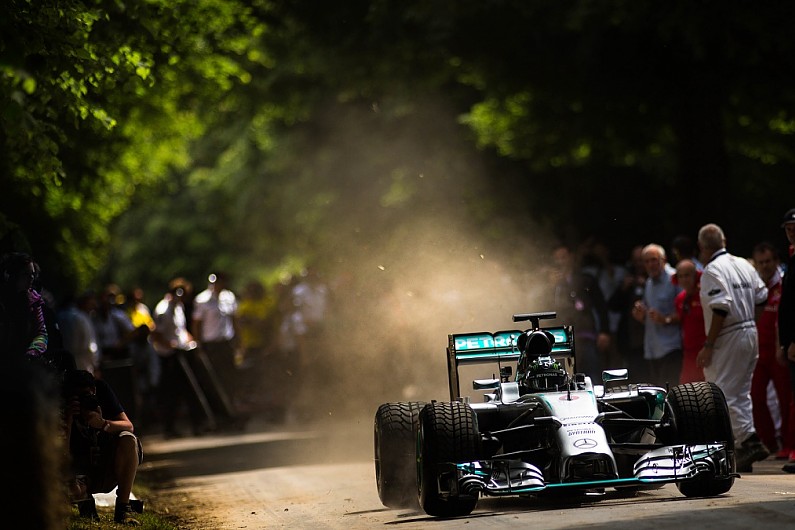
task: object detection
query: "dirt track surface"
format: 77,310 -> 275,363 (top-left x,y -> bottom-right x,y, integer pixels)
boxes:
139,417 -> 795,529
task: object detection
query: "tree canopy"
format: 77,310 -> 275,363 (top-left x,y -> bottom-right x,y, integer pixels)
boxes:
2,0 -> 794,306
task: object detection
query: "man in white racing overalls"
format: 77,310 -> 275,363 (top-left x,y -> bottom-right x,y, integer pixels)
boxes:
696,223 -> 768,472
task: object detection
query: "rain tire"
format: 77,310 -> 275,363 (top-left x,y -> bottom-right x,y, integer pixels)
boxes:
666,382 -> 735,497
417,401 -> 480,517
374,401 -> 426,508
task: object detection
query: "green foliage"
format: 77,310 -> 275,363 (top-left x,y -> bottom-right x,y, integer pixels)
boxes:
2,0 -> 795,302
0,0 -> 271,296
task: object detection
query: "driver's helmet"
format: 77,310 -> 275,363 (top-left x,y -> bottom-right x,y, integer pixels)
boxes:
516,330 -> 566,392
523,356 -> 567,392
516,329 -> 555,374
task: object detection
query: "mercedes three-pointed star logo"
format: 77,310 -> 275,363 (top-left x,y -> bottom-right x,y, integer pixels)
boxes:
573,438 -> 598,449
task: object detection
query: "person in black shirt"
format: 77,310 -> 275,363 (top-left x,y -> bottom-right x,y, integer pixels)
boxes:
546,243 -> 611,383
62,369 -> 143,523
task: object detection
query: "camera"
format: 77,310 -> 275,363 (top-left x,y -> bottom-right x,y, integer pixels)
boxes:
78,393 -> 99,411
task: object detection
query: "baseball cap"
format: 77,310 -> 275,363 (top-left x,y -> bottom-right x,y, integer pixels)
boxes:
782,208 -> 795,227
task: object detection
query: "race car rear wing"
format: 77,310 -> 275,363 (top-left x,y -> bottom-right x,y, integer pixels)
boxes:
447,324 -> 575,400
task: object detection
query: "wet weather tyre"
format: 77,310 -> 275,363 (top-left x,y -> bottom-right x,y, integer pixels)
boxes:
418,401 -> 481,517
666,382 -> 735,497
374,401 -> 426,508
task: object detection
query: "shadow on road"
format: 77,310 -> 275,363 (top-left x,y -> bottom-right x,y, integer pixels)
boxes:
139,418 -> 373,482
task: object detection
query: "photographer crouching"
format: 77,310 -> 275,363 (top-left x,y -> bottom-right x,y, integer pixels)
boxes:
62,369 -> 144,524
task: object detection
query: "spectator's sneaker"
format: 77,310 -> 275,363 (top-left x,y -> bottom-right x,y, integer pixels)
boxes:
114,501 -> 141,525
783,462 -> 795,473
735,433 -> 771,472
130,499 -> 145,513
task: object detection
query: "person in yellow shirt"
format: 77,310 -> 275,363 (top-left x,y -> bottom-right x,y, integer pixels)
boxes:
236,279 -> 279,417
126,287 -> 155,331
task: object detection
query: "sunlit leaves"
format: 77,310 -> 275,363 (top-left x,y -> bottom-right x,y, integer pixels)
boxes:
0,0 -> 277,294
4,0 -> 795,300
769,112 -> 795,135
463,94 -> 533,158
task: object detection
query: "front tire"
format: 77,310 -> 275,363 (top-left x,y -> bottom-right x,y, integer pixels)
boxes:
665,382 -> 735,497
374,402 -> 425,508
418,401 -> 480,517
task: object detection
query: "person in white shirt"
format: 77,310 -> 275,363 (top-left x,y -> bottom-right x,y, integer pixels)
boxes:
59,292 -> 99,373
696,223 -> 769,472
192,272 -> 242,429
151,278 -> 205,437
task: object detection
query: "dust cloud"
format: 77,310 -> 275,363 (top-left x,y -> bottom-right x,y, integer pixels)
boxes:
267,99 -> 560,464
320,217 -> 550,408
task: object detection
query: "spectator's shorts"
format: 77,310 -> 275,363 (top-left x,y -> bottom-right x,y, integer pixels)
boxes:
89,430 -> 144,494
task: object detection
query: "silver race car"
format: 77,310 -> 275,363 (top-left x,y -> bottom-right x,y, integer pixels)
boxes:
374,311 -> 736,517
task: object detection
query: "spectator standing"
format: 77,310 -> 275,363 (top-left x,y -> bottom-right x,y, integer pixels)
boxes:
672,234 -> 704,271
192,272 -> 242,428
609,245 -> 648,380
193,273 -> 238,388
91,284 -> 137,366
58,291 -> 99,373
92,284 -> 143,423
672,259 -> 706,384
236,279 -> 277,416
151,278 -> 206,437
0,251 -> 48,361
581,240 -> 627,369
778,209 -> 795,473
125,287 -> 160,430
288,267 -> 330,420
750,241 -> 795,458
275,275 -> 302,423
696,223 -> 769,472
32,266 -> 73,372
547,243 -> 611,382
125,287 -> 154,330
62,369 -> 144,524
290,268 -> 329,364
631,244 -> 683,387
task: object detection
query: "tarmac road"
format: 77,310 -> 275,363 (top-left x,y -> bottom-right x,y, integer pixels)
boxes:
139,417 -> 795,529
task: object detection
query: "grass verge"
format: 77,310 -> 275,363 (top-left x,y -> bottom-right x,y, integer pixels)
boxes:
66,478 -> 182,529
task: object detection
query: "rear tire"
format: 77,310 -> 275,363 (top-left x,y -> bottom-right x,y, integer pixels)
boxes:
418,401 -> 480,517
665,382 -> 735,497
374,402 -> 425,508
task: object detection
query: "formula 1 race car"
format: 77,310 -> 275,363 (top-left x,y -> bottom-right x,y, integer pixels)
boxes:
374,311 -> 736,517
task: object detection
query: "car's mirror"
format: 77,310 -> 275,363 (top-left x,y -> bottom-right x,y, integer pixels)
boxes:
473,378 -> 500,390
602,369 -> 628,383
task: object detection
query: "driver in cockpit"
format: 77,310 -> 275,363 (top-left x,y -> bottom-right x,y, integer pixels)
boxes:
517,330 -> 567,393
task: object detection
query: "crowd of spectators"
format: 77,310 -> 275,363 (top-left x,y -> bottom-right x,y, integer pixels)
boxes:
542,213 -> 795,473
47,268 -> 332,438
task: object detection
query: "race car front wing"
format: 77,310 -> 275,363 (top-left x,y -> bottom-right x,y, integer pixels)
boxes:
450,443 -> 731,497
